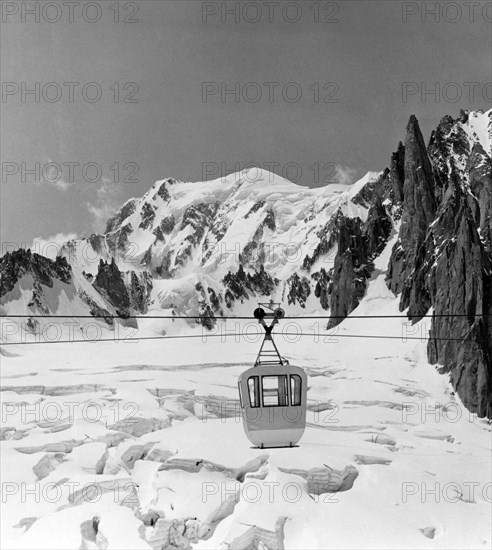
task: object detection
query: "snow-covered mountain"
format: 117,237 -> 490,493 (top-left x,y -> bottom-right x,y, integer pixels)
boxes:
1,167 -> 387,324
58,169 -> 383,319
1,109 -> 491,418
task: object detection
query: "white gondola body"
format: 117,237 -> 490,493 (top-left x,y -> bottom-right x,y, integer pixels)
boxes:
238,364 -> 307,448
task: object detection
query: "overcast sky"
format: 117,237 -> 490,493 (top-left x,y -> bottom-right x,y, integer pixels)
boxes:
1,0 -> 490,248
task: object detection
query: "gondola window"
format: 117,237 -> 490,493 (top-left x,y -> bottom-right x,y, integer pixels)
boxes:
247,376 -> 260,408
238,382 -> 244,408
290,374 -> 302,406
261,375 -> 289,407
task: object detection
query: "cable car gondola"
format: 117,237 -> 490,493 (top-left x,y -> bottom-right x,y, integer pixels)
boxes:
237,302 -> 307,448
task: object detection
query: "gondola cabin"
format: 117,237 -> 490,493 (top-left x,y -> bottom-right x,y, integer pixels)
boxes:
237,303 -> 308,448
238,364 -> 307,448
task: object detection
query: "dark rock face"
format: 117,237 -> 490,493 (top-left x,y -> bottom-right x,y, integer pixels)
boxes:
93,258 -> 131,314
363,200 -> 393,257
78,291 -> 114,326
152,226 -> 165,243
198,301 -> 216,330
264,209 -> 276,231
139,203 -> 156,230
390,142 -> 405,203
159,216 -> 176,235
181,203 -> 219,244
385,112 -> 492,418
192,283 -> 223,325
105,199 -> 137,234
352,169 -> 392,208
207,287 -> 221,312
245,200 -> 265,219
0,249 -> 71,298
303,185 -> 393,318
92,260 -> 152,316
0,249 -> 120,324
156,251 -> 173,279
0,250 -> 74,316
427,113 -> 469,203
127,271 -> 153,313
468,143 -> 492,251
88,234 -> 105,255
239,224 -> 266,267
327,202 -> 392,328
303,210 -> 344,271
140,247 -> 153,268
174,245 -> 193,269
153,181 -> 171,202
399,172 -> 492,417
312,268 -> 330,310
152,216 -> 175,245
223,266 -> 250,307
425,182 -> 492,417
175,203 -> 221,269
387,116 -> 437,302
286,273 -> 311,308
327,218 -> 374,328
223,265 -> 277,308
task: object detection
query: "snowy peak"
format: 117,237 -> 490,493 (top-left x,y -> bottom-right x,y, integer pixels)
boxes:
461,108 -> 492,154
59,167 -> 380,296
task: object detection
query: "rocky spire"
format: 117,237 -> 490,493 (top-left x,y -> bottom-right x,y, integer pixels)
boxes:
389,141 -> 405,203
386,115 -> 437,306
93,258 -> 131,315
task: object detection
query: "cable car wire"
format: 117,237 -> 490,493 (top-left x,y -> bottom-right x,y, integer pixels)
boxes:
0,331 -> 482,346
1,313 -> 491,319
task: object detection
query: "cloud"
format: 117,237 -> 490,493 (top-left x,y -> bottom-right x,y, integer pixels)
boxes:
305,164 -> 361,189
37,161 -> 75,192
31,233 -> 78,260
86,178 -> 121,231
335,165 -> 360,186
